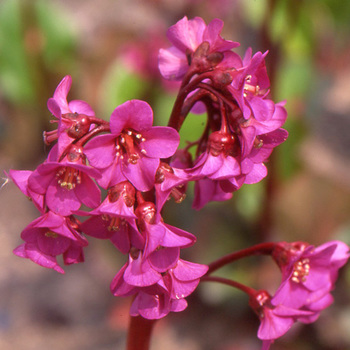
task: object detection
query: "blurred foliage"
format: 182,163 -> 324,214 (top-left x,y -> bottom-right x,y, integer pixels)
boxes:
0,0 -> 76,106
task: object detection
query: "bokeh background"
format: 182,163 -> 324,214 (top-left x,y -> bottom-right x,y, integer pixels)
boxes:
1,0 -> 350,349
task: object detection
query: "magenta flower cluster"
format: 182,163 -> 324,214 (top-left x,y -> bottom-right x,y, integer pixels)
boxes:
7,16 -> 349,348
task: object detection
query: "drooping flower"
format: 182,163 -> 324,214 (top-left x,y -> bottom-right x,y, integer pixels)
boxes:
84,100 -> 180,191
249,290 -> 314,349
271,240 -> 349,320
79,181 -> 145,254
159,16 -> 239,80
111,258 -> 208,319
13,211 -> 88,273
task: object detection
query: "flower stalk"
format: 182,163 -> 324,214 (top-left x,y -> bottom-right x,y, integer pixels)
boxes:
127,316 -> 156,350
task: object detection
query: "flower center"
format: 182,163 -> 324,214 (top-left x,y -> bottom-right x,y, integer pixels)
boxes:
56,167 -> 81,190
45,231 -> 58,238
243,75 -> 260,97
291,258 -> 310,283
101,214 -> 125,231
116,129 -> 146,164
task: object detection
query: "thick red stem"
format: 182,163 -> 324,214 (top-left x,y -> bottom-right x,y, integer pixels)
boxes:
127,316 -> 156,350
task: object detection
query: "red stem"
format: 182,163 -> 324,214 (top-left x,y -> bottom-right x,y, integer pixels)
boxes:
206,242 -> 276,275
167,71 -> 215,131
201,275 -> 257,298
127,316 -> 156,350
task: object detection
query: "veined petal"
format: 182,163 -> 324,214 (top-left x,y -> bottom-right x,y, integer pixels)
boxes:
158,46 -> 188,80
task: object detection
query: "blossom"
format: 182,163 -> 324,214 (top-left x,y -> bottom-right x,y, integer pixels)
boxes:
27,146 -> 101,216
249,290 -> 314,349
159,16 -> 239,80
79,181 -> 144,254
84,100 -> 180,191
247,241 -> 349,348
45,75 -> 95,155
111,258 -> 208,319
228,49 -> 273,122
271,241 -> 349,320
13,211 -> 88,273
154,162 -> 189,210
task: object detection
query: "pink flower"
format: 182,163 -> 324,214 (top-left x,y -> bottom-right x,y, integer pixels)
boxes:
249,290 -> 314,347
13,211 -> 88,273
79,181 -> 145,254
248,241 -> 349,348
155,162 -> 189,210
229,49 -> 272,122
28,146 -> 101,216
84,100 -> 180,191
111,258 -> 208,319
159,16 -> 239,80
272,241 -> 349,320
45,75 -> 95,155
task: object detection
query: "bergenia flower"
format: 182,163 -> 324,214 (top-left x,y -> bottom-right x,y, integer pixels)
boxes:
271,241 -> 349,319
229,49 -> 273,122
159,16 -> 239,80
28,146 -> 101,216
249,290 -> 314,349
13,211 -> 88,274
79,181 -> 144,254
45,75 -> 95,155
111,258 -> 208,319
84,100 -> 180,191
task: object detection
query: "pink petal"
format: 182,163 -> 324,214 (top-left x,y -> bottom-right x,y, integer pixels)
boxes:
52,75 -> 72,114
84,134 -> 117,168
124,255 -> 161,287
158,46 -> 188,80
149,247 -> 180,272
110,100 -> 153,135
173,259 -> 208,281
141,126 -> 180,158
74,173 -> 101,208
68,100 -> 95,116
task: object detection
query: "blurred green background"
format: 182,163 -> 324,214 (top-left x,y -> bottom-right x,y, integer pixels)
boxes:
1,0 -> 349,349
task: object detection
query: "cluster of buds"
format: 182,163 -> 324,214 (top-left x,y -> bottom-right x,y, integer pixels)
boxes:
7,16 -> 349,349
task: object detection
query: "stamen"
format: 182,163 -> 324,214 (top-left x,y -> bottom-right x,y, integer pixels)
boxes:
45,231 -> 58,238
108,216 -> 122,231
56,167 -> 81,190
244,75 -> 260,97
291,258 -> 310,283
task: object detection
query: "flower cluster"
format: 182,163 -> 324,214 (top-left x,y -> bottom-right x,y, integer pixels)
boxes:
7,15 -> 349,349
159,16 -> 288,209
